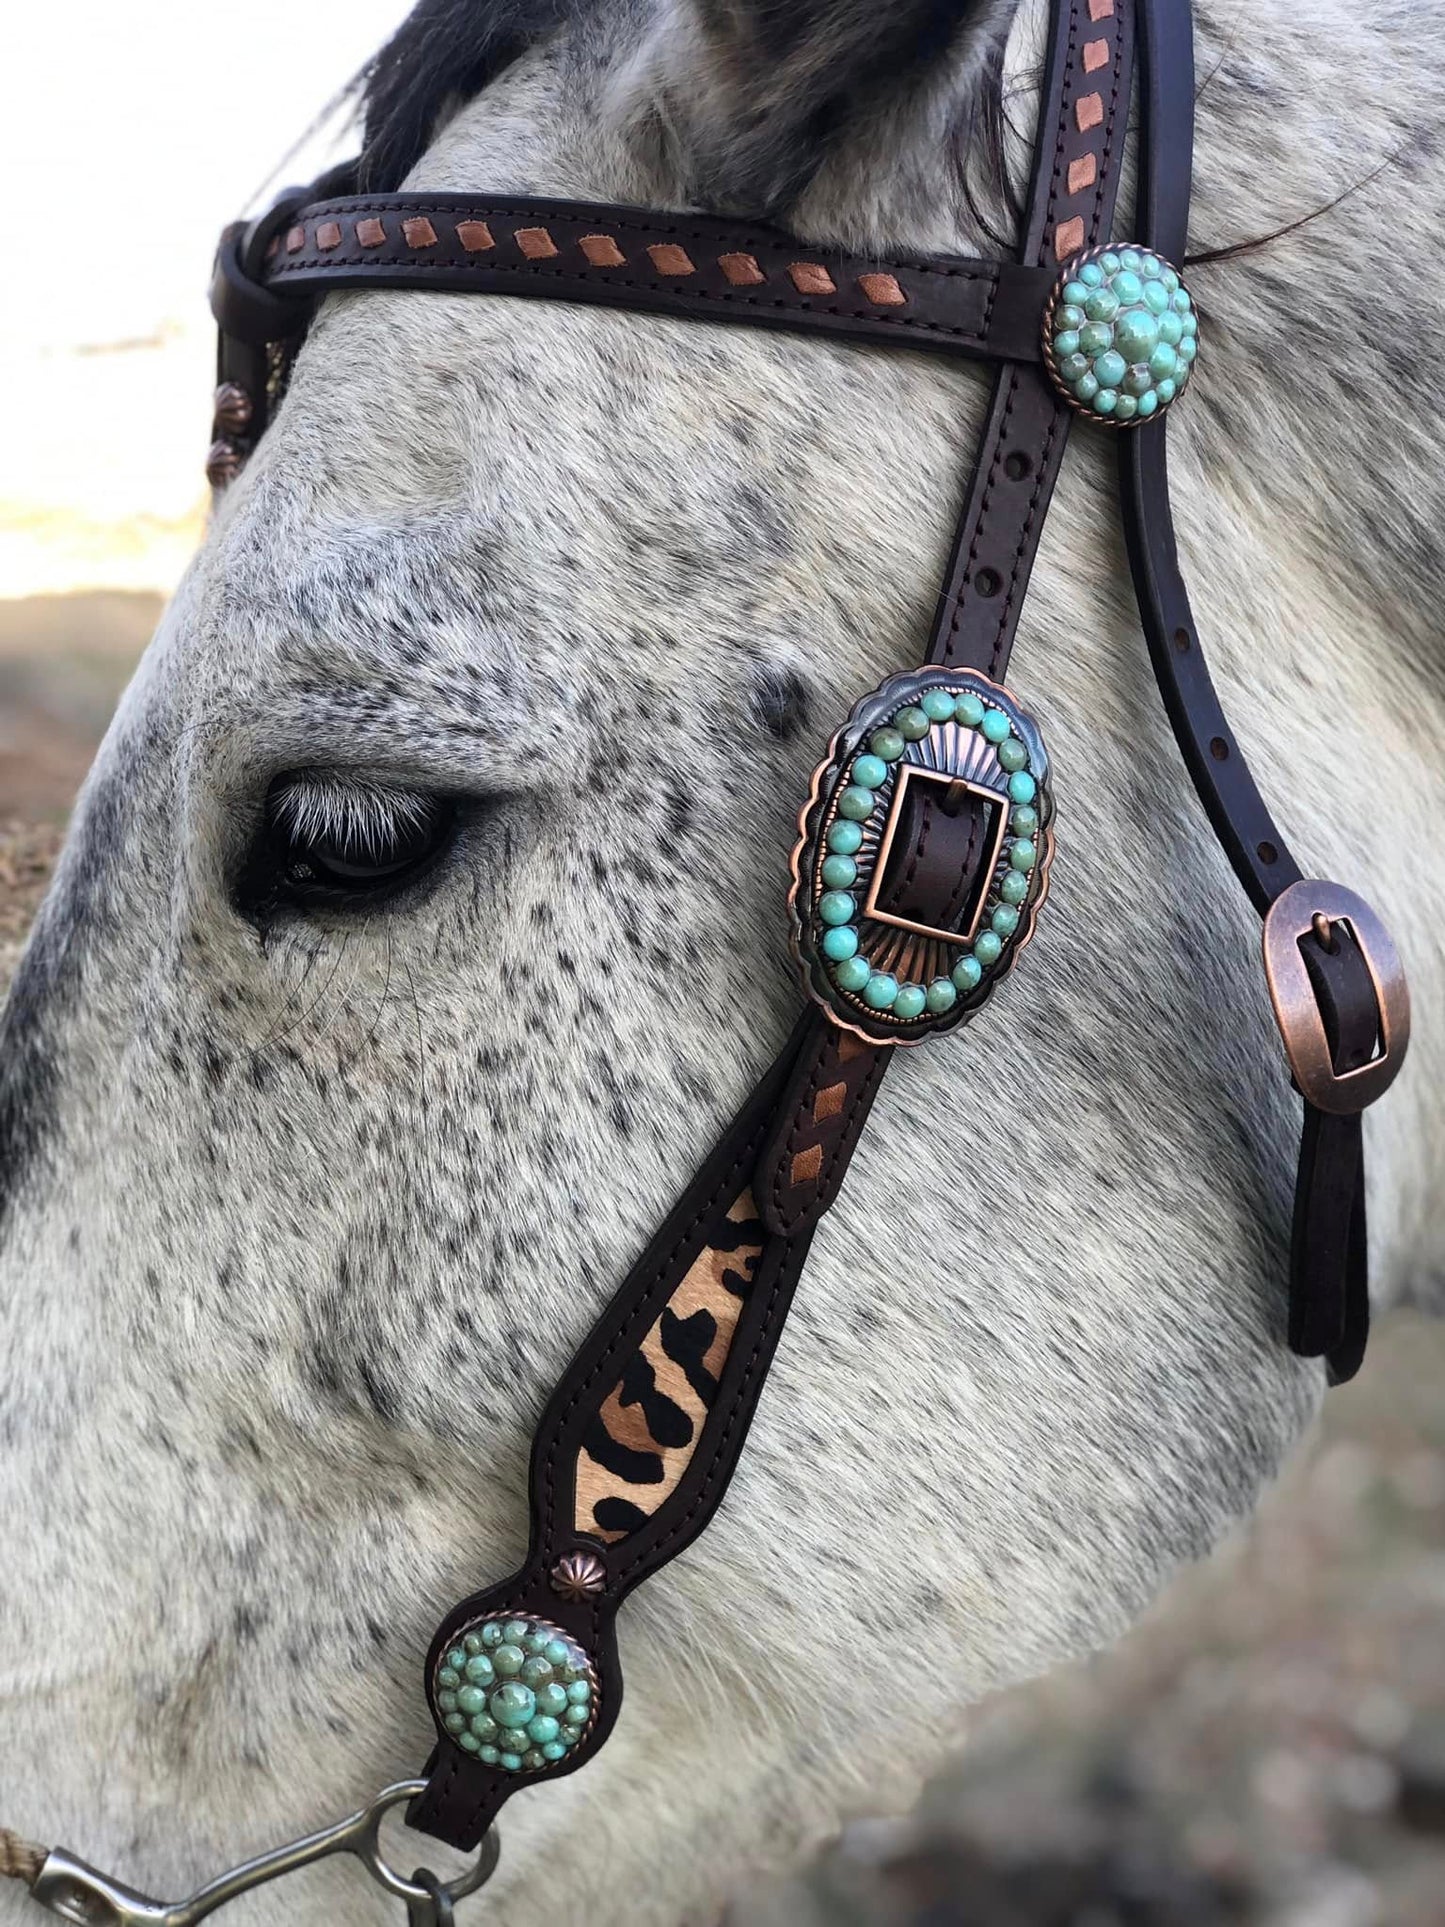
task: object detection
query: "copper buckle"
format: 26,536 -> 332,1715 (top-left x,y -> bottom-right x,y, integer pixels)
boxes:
1261,879 -> 1410,1115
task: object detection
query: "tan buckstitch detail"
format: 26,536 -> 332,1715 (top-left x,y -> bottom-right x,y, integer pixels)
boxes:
813,1082 -> 847,1123
789,262 -> 836,295
1082,36 -> 1109,71
719,252 -> 765,286
648,242 -> 695,275
516,226 -> 559,259
790,1143 -> 824,1187
1054,216 -> 1086,260
1088,0 -> 1114,17
403,216 -> 438,248
285,226 -> 306,253
858,271 -> 906,307
836,1031 -> 871,1064
315,221 -> 342,251
579,234 -> 626,267
456,220 -> 495,251
356,218 -> 386,248
1075,92 -> 1104,133
1068,154 -> 1098,195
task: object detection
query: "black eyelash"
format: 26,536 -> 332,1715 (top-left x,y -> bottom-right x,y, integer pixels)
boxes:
237,775 -> 456,923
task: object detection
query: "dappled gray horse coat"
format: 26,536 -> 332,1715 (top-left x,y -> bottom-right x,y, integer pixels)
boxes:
0,0 -> 1441,1921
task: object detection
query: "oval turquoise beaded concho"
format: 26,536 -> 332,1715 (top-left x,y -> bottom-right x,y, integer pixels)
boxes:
790,668 -> 1054,1045
1042,244 -> 1198,425
433,1614 -> 598,1774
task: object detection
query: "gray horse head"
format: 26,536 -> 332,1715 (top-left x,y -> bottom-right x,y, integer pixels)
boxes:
1,0 -> 1440,1921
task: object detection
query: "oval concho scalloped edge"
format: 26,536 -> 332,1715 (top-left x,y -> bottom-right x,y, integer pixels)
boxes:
788,668 -> 1055,1045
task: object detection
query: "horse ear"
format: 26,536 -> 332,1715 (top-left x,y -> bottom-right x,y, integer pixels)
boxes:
659,0 -> 987,217
359,0 -> 580,189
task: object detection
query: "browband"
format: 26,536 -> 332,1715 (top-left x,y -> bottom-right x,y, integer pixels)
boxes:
201,0 -> 1408,1859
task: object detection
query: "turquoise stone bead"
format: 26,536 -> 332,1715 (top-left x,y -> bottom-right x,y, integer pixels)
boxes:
1138,390 -> 1159,417
827,818 -> 864,855
525,1632 -> 548,1654
491,1682 -> 537,1729
1057,301 -> 1087,330
1093,349 -> 1127,390
478,1745 -> 500,1766
545,1639 -> 571,1666
1079,261 -> 1104,286
1158,310 -> 1184,346
955,691 -> 986,727
1083,287 -> 1119,324
527,1714 -> 561,1745
1000,869 -> 1030,905
952,955 -> 983,992
1100,251 -> 1121,274
1148,341 -> 1178,379
833,955 -> 871,993
481,1624 -> 503,1647
1074,372 -> 1099,403
973,931 -> 1003,967
1156,377 -> 1177,404
461,1636 -> 483,1658
499,1752 -> 523,1772
437,1690 -> 459,1713
926,978 -> 957,1014
1123,364 -> 1154,398
1062,280 -> 1090,305
542,1742 -> 567,1762
852,753 -> 888,789
1010,838 -> 1038,871
1008,771 -> 1036,804
821,924 -> 859,962
838,785 -> 875,821
1162,266 -> 1180,291
1172,287 -> 1192,312
457,1685 -> 488,1716
470,1712 -> 499,1742
819,890 -> 855,926
895,705 -> 930,741
458,1730 -> 481,1753
870,726 -> 906,761
444,1712 -> 466,1734
981,708 -> 1011,744
1058,352 -> 1090,385
566,1679 -> 591,1703
1010,803 -> 1038,835
1079,321 -> 1113,357
492,1643 -> 525,1677
520,1656 -> 553,1687
438,1667 -> 461,1691
464,1654 -> 495,1685
564,1702 -> 591,1726
1094,388 -> 1119,415
536,1682 -> 569,1718
524,1750 -> 547,1771
1143,279 -> 1170,315
821,853 -> 857,890
1178,336 -> 1197,363
921,687 -> 956,722
1114,394 -> 1139,421
1112,269 -> 1143,305
997,738 -> 1027,771
991,904 -> 1021,937
1053,329 -> 1081,359
1181,310 -> 1198,337
893,984 -> 927,1021
504,1621 -> 530,1643
862,972 -> 899,1011
1120,248 -> 1142,270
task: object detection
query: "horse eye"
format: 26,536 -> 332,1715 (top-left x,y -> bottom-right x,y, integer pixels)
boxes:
263,779 -> 455,902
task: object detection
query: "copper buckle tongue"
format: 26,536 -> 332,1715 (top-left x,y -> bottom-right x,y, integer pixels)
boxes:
1262,879 -> 1410,1115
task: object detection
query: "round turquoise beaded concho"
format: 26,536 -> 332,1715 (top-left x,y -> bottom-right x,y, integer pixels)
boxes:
1042,244 -> 1198,426
790,668 -> 1054,1045
434,1614 -> 598,1774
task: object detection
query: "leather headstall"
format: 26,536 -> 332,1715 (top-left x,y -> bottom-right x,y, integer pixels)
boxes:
204,0 -> 1410,1856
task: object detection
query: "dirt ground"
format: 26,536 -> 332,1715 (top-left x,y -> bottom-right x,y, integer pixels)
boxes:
2,591 -> 1442,1927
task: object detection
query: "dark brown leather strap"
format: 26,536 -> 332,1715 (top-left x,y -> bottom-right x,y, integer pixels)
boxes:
1116,0 -> 1390,1382
230,194 -> 1057,365
754,0 -> 1135,1236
